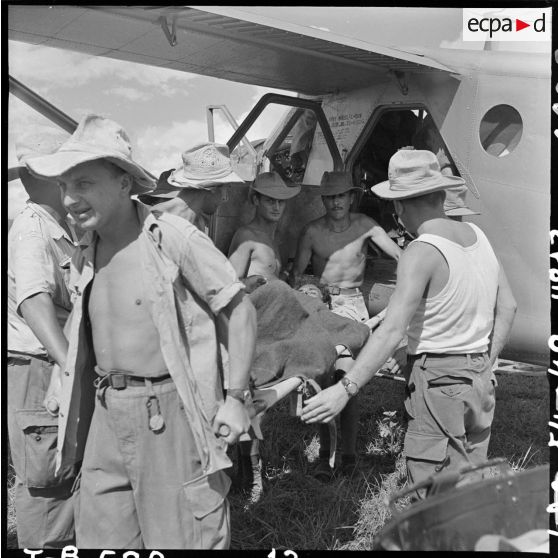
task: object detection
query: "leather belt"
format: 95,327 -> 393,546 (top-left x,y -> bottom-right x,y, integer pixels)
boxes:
94,370 -> 172,390
325,286 -> 360,296
408,352 -> 487,362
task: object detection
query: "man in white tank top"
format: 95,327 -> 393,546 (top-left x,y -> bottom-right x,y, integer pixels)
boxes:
301,149 -> 517,498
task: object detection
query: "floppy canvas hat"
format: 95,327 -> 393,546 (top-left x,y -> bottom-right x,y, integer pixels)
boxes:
371,149 -> 465,200
25,114 -> 155,195
319,171 -> 359,197
251,172 -> 301,200
16,126 -> 70,167
168,142 -> 244,189
444,184 -> 480,216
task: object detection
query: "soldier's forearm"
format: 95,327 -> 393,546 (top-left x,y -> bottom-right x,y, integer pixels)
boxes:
224,296 -> 257,389
488,303 -> 517,365
20,292 -> 68,366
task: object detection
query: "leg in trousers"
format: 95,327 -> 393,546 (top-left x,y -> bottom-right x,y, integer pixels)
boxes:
8,358 -> 76,548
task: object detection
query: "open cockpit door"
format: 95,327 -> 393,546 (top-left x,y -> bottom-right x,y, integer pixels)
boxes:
210,93 -> 342,258
226,93 -> 342,185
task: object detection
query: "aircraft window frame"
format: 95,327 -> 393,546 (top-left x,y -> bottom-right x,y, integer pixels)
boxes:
346,104 -> 459,186
227,93 -> 343,185
345,104 -> 460,239
479,104 -> 523,158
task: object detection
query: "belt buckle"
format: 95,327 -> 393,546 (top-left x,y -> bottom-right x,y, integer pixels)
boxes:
328,286 -> 340,295
109,373 -> 127,390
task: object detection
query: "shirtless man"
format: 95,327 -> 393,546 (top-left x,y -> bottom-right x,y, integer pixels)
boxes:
292,171 -> 401,316
28,114 -> 257,549
291,171 -> 401,479
229,171 -> 301,293
227,171 -> 300,502
301,150 -> 516,499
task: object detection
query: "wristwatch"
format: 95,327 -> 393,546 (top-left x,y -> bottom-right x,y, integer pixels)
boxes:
341,376 -> 359,397
227,388 -> 251,403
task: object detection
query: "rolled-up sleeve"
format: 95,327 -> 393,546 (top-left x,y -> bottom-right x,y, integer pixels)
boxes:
11,231 -> 57,313
178,228 -> 244,315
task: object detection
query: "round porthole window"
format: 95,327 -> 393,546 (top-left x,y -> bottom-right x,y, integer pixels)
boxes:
479,105 -> 522,157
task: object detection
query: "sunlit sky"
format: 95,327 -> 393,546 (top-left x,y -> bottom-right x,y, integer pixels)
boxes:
6,6 -> 551,218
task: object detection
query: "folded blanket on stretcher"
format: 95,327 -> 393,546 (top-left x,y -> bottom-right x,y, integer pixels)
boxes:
248,280 -> 370,388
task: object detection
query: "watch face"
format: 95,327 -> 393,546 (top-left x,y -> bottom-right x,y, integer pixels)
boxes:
342,377 -> 358,396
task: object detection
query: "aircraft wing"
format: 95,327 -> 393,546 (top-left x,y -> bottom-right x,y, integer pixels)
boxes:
8,5 -> 455,95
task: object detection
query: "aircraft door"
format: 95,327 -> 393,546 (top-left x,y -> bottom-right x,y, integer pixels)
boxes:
210,94 -> 342,264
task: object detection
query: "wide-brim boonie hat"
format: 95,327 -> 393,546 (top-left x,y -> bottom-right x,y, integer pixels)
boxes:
16,126 -> 70,167
168,142 -> 244,189
444,184 -> 480,216
319,171 -> 359,197
371,149 -> 465,200
251,172 -> 301,200
10,126 -> 70,182
25,114 -> 155,195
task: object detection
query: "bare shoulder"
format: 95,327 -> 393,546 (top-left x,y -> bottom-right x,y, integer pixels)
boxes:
229,224 -> 259,250
353,212 -> 381,230
301,216 -> 326,238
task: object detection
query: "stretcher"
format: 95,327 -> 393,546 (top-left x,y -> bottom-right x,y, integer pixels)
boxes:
240,309 -> 393,469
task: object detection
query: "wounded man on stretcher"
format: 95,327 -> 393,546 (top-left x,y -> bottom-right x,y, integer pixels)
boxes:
228,279 -> 398,500
247,280 -> 371,389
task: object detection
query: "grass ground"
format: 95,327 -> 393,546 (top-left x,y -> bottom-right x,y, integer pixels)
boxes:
228,370 -> 549,550
6,371 -> 550,550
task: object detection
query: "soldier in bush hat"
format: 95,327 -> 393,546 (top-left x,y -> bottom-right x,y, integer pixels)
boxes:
8,125 -> 78,548
138,142 -> 245,233
227,171 -> 300,502
28,114 -> 257,548
292,170 -> 402,480
229,171 -> 301,292
301,150 -> 516,499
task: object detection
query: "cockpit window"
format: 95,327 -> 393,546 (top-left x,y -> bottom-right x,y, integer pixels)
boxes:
479,105 -> 523,157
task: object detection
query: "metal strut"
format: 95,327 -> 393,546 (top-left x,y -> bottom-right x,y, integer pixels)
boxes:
159,16 -> 177,47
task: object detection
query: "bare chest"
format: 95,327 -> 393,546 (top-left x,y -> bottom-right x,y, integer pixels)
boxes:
313,229 -> 369,263
248,240 -> 281,277
89,240 -> 149,324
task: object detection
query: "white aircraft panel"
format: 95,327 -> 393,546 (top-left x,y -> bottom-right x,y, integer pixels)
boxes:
8,5 -> 88,37
8,5 -> 453,95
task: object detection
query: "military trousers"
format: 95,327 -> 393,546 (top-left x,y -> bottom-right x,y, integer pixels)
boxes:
76,376 -> 231,549
403,352 -> 497,499
7,355 -> 76,549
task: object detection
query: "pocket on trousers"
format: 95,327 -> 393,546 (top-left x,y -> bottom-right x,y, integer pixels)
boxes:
15,409 -> 75,488
427,375 -> 473,398
404,430 -> 448,463
183,469 -> 231,519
